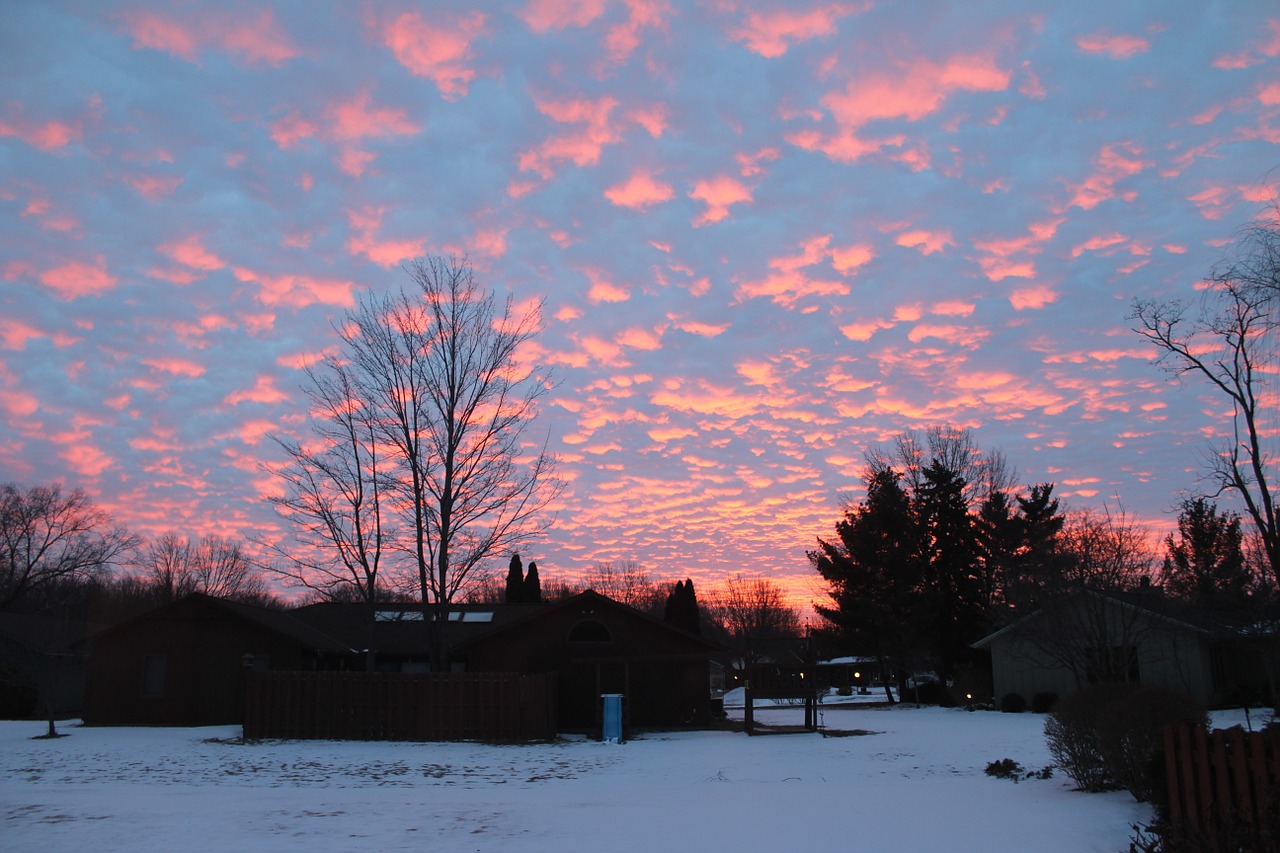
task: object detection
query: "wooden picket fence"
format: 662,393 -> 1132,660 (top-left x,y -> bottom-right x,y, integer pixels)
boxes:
243,671 -> 557,742
1164,721 -> 1280,840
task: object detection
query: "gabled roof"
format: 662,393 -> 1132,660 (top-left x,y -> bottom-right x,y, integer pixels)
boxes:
452,589 -> 724,653
89,593 -> 353,655
971,588 -> 1233,650
290,600 -> 548,655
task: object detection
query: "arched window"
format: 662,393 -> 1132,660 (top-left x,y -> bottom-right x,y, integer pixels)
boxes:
568,619 -> 612,643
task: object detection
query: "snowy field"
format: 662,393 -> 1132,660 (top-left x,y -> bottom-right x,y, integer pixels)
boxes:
4,705 -> 1253,853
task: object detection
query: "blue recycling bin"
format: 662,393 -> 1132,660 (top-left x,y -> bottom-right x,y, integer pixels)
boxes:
601,693 -> 624,743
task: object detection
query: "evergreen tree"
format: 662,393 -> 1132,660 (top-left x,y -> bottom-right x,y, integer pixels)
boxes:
914,460 -> 985,678
505,553 -> 524,603
524,561 -> 542,603
811,468 -> 925,701
1161,498 -> 1252,612
664,580 -> 684,624
664,578 -> 701,634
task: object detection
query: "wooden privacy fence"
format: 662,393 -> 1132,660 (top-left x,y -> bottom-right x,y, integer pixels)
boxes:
1164,722 -> 1280,837
243,671 -> 557,742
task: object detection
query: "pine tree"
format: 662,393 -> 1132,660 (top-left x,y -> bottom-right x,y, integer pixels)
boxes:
1161,498 -> 1252,612
664,580 -> 684,624
505,553 -> 525,604
681,578 -> 701,635
524,561 -> 542,603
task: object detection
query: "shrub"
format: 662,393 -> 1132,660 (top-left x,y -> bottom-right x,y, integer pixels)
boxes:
1031,692 -> 1058,714
1000,692 -> 1027,713
1045,684 -> 1208,800
985,758 -> 1024,779
836,685 -> 853,697
1098,687 -> 1208,803
1044,683 -> 1131,792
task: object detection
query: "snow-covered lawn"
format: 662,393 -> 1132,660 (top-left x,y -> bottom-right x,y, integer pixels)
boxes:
6,705 -> 1243,853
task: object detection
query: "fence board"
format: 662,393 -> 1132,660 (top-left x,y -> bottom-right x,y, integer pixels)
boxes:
243,671 -> 557,742
1164,722 -> 1280,840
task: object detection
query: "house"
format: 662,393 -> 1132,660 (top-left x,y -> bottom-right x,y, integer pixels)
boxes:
83,594 -> 351,726
83,590 -> 722,732
456,590 -> 722,729
972,589 -> 1273,708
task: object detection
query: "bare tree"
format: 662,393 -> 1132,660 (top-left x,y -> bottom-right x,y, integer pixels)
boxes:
864,424 -> 1018,507
300,256 -> 559,669
708,575 -> 802,653
1131,211 -> 1278,583
139,532 -> 266,602
266,353 -> 391,670
0,483 -> 135,610
583,560 -> 664,614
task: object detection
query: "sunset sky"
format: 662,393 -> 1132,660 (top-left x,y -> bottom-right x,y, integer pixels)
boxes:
4,1 -> 1279,607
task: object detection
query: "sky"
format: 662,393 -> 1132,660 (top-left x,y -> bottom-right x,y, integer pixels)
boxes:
3,1 -> 1279,608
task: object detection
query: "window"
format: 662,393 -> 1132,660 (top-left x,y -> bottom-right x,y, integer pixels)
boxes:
568,619 -> 612,643
142,654 -> 166,698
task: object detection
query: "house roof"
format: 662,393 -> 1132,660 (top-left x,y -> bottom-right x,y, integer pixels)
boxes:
451,589 -> 724,654
88,593 -> 354,655
971,588 -> 1239,650
289,601 -> 549,656
0,610 -> 105,654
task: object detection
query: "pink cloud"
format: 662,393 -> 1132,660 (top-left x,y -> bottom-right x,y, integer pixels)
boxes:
326,91 -> 419,143
1076,31 -> 1150,59
737,147 -> 781,177
1188,185 -> 1233,220
839,319 -> 892,341
519,95 -> 622,178
1064,142 -> 1151,210
125,174 -> 183,199
1009,284 -> 1059,311
584,269 -> 630,303
689,175 -> 752,225
793,52 -> 1009,163
830,242 -> 875,273
617,325 -> 665,350
60,443 -> 113,478
0,319 -> 47,350
626,104 -> 669,137
39,258 -> 118,300
604,170 -> 674,209
160,235 -> 225,271
895,229 -> 954,255
344,207 -> 425,267
121,8 -> 298,67
0,109 -> 83,151
232,267 -> 357,309
140,356 -> 206,378
727,3 -> 861,58
1070,233 -> 1128,257
519,0 -> 607,32
605,0 -> 670,62
382,10 -> 486,99
270,112 -> 319,149
224,374 -> 288,406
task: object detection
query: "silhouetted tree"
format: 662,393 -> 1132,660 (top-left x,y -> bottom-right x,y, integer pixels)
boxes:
812,468 -> 924,702
524,561 -> 542,603
1161,497 -> 1254,612
505,553 -> 525,603
309,257 -> 561,669
1131,208 -> 1279,584
663,578 -> 701,635
585,561 -> 665,615
1,483 -> 136,610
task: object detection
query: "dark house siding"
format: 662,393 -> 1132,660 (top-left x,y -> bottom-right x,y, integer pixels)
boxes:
84,595 -> 348,726
460,591 -> 719,729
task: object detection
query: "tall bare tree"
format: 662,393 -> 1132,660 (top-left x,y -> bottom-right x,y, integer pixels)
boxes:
708,575 -> 802,652
1131,210 -> 1278,583
0,483 -> 135,610
584,560 -> 664,614
267,354 -> 390,669
283,256 -> 560,669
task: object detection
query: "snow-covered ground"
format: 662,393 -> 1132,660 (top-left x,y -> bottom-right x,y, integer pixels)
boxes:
3,706 -> 1253,853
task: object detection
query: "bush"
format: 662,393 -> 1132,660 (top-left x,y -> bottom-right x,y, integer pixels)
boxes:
1099,687 -> 1208,803
836,685 -> 853,697
1031,692 -> 1058,714
1045,684 -> 1208,799
1000,692 -> 1027,713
